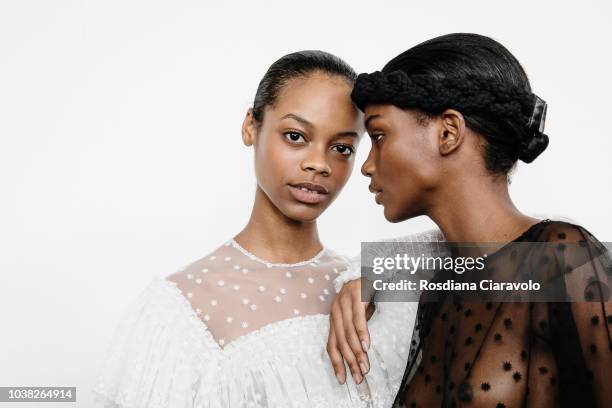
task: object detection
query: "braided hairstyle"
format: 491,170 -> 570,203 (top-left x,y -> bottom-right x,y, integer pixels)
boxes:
351,33 -> 549,174
252,50 -> 356,126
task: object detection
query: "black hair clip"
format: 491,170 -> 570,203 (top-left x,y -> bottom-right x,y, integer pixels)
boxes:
518,94 -> 549,163
527,94 -> 547,134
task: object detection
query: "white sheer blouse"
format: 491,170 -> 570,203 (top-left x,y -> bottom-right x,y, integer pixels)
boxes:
92,239 -> 417,408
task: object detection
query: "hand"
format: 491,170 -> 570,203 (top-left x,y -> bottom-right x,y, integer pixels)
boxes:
326,278 -> 375,385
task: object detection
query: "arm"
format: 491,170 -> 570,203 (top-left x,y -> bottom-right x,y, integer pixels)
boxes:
327,229 -> 447,384
551,224 -> 612,406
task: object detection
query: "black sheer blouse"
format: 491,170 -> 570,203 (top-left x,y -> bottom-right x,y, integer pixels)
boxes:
392,220 -> 612,408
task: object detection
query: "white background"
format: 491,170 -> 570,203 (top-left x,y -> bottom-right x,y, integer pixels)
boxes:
1,1 -> 610,406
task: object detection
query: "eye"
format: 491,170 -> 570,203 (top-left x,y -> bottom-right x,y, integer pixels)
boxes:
370,133 -> 384,144
284,131 -> 306,144
332,144 -> 355,157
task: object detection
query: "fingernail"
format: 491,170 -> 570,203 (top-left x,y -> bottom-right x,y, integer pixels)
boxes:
355,373 -> 363,383
360,362 -> 368,375
336,373 -> 345,384
361,340 -> 369,352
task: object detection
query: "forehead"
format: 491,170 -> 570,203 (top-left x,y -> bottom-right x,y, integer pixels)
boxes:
269,73 -> 357,124
364,104 -> 393,120
364,104 -> 417,127
277,71 -> 352,100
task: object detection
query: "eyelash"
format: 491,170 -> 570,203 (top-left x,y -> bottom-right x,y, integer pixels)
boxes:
284,131 -> 306,144
332,144 -> 355,157
283,131 -> 354,157
370,133 -> 384,144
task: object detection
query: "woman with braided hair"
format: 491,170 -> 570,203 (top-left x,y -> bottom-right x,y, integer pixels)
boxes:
327,33 -> 611,407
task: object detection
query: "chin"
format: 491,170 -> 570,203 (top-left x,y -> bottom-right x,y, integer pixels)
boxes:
283,205 -> 324,223
383,208 -> 404,223
383,204 -> 419,223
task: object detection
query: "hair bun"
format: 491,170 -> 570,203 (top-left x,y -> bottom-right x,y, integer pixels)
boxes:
518,132 -> 549,163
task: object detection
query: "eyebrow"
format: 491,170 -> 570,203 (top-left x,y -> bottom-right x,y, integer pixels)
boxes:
281,113 -> 313,129
364,114 -> 381,128
334,131 -> 359,138
281,113 -> 359,138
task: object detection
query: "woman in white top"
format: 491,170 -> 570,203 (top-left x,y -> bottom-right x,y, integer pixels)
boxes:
92,50 -> 417,408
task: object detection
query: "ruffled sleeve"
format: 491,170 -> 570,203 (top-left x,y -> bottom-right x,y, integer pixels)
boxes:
333,229 -> 447,293
333,255 -> 361,293
92,278 -> 219,408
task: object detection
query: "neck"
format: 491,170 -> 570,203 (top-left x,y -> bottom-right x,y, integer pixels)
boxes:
427,175 -> 540,244
234,187 -> 323,264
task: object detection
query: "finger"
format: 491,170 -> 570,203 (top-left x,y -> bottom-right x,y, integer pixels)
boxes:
340,296 -> 367,382
333,299 -> 363,384
326,323 -> 346,384
351,298 -> 371,374
352,288 -> 372,354
327,305 -> 346,384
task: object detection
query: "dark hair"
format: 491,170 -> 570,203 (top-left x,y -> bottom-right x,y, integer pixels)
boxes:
252,50 -> 357,125
352,33 -> 549,174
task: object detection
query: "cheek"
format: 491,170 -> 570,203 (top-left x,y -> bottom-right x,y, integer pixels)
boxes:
377,141 -> 413,187
384,136 -> 435,186
377,139 -> 435,219
329,157 -> 353,187
254,138 -> 288,189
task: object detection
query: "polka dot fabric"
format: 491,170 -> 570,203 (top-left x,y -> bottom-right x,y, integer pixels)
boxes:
93,236 -> 420,408
167,239 -> 348,348
393,220 -> 612,408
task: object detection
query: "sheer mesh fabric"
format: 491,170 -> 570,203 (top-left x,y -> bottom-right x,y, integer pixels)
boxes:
393,220 -> 612,408
94,239 -> 415,407
166,239 -> 349,348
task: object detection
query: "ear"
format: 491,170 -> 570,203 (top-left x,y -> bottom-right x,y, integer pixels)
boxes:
438,109 -> 466,156
242,108 -> 258,147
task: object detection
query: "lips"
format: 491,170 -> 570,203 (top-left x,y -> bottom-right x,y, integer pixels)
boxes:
288,182 -> 329,205
368,184 -> 383,205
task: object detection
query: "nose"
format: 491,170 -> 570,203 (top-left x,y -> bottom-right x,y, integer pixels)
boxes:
301,148 -> 331,176
361,150 -> 375,178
